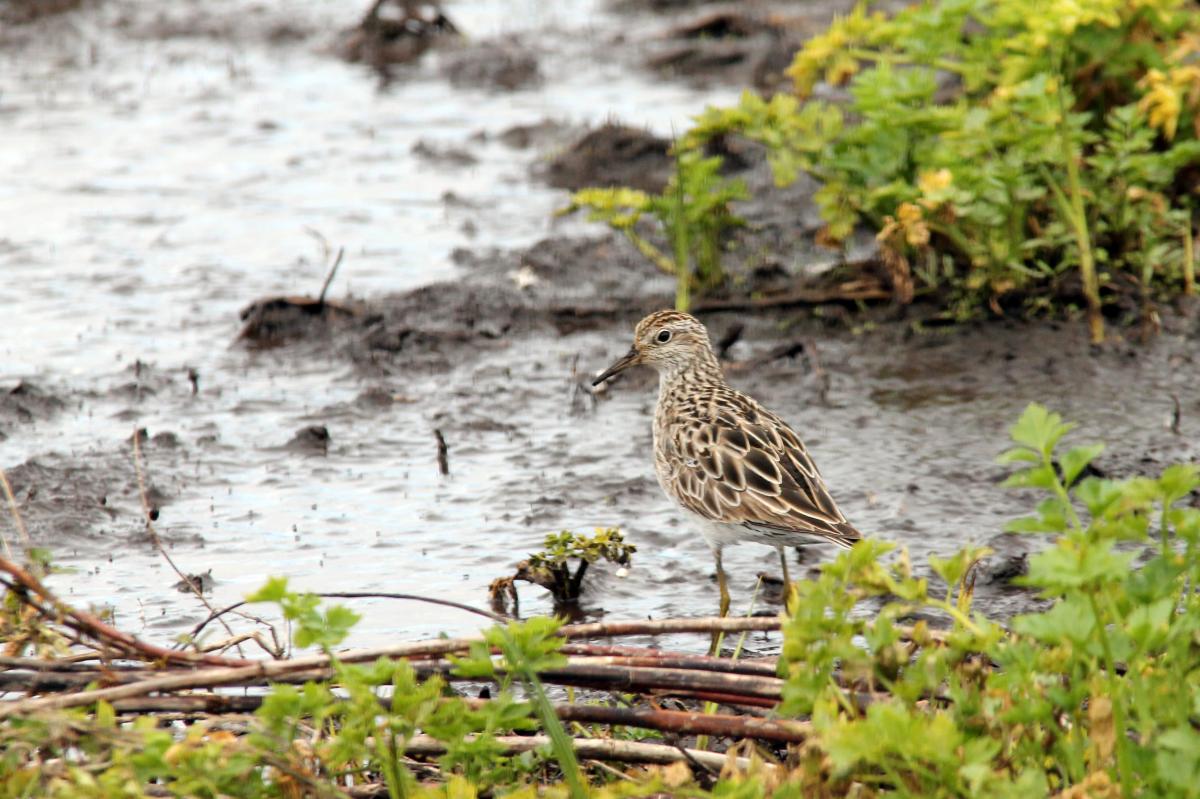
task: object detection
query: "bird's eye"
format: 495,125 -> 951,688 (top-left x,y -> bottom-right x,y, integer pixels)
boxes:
656,329 -> 672,344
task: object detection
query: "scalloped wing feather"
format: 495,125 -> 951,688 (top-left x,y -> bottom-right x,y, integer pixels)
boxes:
657,387 -> 861,549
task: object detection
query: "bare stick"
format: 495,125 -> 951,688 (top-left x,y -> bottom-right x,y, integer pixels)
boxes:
537,663 -> 781,699
517,701 -> 806,742
392,734 -> 774,772
318,247 -> 345,305
0,467 -> 34,562
561,616 -> 782,639
318,592 -> 503,622
184,590 -> 502,646
434,429 -> 449,476
557,646 -> 777,676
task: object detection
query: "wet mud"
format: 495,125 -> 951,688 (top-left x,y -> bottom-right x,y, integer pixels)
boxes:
4,0 -> 1198,655
541,124 -> 673,194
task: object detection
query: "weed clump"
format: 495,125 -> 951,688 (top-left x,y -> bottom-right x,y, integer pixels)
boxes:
565,151 -> 746,312
490,528 -> 636,610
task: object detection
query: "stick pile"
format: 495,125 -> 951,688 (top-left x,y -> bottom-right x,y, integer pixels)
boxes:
0,553 -> 811,766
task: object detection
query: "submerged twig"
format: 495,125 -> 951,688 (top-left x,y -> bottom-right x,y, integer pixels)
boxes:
434,428 -> 449,476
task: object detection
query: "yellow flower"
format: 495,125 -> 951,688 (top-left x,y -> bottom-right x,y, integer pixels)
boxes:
1138,66 -> 1200,140
919,168 -> 953,194
877,202 -> 930,248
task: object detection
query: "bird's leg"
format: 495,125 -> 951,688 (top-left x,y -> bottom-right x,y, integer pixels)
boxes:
777,546 -> 795,611
710,547 -> 730,657
716,547 -> 731,618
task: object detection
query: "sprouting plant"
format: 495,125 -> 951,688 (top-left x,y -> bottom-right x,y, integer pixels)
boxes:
494,528 -> 635,608
565,150 -> 746,311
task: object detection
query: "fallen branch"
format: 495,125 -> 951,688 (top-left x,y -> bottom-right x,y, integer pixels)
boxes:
392,734 -> 773,772
556,647 -> 778,676
0,555 -> 249,669
538,662 -> 781,700
102,694 -> 808,743
561,616 -> 782,639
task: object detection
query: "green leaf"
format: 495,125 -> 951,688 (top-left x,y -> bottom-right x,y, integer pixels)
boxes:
1127,597 -> 1175,650
246,576 -> 289,604
1012,595 -> 1094,643
1002,464 -> 1058,490
1059,443 -> 1104,486
1024,541 -> 1134,592
1076,477 -> 1123,518
1160,464 -> 1200,506
1009,403 -> 1075,456
997,447 -> 1040,465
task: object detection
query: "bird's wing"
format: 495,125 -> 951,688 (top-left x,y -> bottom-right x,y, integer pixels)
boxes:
663,391 -> 860,548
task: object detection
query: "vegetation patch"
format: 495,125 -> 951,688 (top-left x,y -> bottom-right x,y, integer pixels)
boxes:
571,0 -> 1200,338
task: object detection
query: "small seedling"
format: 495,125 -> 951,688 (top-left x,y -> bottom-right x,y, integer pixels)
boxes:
565,150 -> 746,311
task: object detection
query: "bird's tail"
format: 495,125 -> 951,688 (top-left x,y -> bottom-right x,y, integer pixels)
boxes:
830,521 -> 864,549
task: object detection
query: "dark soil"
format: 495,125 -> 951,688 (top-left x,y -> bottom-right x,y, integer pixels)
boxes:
0,0 -> 85,24
540,124 -> 673,193
0,382 -> 66,441
646,9 -> 801,92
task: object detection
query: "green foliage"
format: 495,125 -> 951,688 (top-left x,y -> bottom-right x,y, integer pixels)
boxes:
677,0 -> 1200,336
521,528 -> 636,604
777,403 -> 1200,796
454,617 -> 585,799
246,576 -> 360,652
565,150 -> 746,311
0,604 -> 571,798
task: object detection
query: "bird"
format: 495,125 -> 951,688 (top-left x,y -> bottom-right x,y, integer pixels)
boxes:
593,310 -> 861,620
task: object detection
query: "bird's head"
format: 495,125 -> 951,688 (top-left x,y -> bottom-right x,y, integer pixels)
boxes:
593,310 -> 717,385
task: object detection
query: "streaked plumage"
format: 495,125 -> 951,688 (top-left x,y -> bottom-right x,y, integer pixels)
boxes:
594,310 -> 861,618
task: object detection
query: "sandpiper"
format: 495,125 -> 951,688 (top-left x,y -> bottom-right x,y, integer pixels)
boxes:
593,310 -> 861,618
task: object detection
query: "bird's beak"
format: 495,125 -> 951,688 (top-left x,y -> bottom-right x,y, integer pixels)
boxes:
593,347 -> 640,386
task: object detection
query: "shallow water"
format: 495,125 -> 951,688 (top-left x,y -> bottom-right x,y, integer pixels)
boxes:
0,0 -> 747,646
2,0 -> 1197,656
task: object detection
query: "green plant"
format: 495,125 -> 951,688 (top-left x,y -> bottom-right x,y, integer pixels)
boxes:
774,403 -> 1200,796
247,580 -> 546,799
452,616 -> 585,799
507,528 -> 636,605
565,150 -> 746,311
676,0 -> 1200,338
